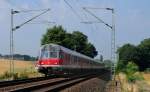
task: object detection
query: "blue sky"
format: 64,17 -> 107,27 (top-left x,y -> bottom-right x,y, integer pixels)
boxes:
0,0 -> 150,59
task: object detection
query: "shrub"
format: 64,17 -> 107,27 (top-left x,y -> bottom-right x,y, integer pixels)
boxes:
124,62 -> 142,83
0,71 -> 16,80
19,70 -> 29,79
127,74 -> 143,83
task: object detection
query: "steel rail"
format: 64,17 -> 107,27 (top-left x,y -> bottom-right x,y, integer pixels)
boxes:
0,76 -> 59,92
0,77 -> 52,88
47,72 -> 110,92
10,73 -> 107,92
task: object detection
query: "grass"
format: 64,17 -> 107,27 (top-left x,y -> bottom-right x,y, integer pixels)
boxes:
142,73 -> 150,86
117,72 -> 150,92
0,59 -> 42,80
0,59 -> 34,74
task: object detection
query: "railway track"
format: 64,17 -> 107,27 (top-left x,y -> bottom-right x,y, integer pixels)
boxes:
0,76 -> 65,92
0,73 -> 105,92
0,76 -> 54,88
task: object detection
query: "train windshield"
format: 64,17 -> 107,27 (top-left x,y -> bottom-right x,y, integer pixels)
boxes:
40,51 -> 49,59
49,51 -> 58,58
40,45 -> 59,59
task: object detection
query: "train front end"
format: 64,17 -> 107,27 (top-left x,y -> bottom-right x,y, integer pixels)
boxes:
36,44 -> 63,75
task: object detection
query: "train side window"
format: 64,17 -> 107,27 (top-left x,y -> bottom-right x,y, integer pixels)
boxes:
59,52 -> 64,59
68,54 -> 71,64
71,55 -> 74,63
74,56 -> 76,64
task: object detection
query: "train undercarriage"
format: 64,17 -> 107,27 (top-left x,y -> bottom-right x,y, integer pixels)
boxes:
37,66 -> 105,77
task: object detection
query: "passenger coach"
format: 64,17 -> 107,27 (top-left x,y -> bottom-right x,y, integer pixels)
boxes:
36,43 -> 105,76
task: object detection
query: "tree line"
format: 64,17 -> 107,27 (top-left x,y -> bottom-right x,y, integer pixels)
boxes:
41,25 -> 98,58
0,54 -> 36,61
117,38 -> 150,71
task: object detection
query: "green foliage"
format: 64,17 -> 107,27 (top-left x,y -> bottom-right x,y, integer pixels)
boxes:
0,71 -> 19,80
116,60 -> 126,73
127,73 -> 144,83
19,71 -> 29,79
118,44 -> 139,65
124,62 -> 144,83
0,71 -> 32,80
127,75 -> 137,83
0,71 -> 12,79
41,26 -> 66,45
41,25 -> 98,58
117,38 -> 150,71
125,62 -> 138,75
137,38 -> 150,71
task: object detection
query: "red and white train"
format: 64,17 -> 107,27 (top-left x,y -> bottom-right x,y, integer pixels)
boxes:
36,44 -> 105,76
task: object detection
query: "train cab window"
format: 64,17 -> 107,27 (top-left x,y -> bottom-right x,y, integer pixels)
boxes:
41,51 -> 49,59
49,52 -> 58,58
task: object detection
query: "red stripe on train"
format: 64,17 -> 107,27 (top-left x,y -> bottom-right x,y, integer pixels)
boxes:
38,58 -> 63,65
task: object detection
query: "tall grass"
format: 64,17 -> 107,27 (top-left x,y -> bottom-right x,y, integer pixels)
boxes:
0,69 -> 40,80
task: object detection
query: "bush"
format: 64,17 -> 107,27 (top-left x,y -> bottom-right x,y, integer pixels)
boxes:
127,74 -> 144,83
127,75 -> 137,83
0,71 -> 18,80
125,62 -> 141,83
1,71 -> 13,79
19,70 -> 29,79
125,62 -> 138,75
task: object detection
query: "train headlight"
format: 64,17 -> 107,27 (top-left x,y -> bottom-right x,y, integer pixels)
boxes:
41,62 -> 44,65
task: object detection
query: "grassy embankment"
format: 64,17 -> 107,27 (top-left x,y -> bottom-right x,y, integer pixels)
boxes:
117,72 -> 150,92
0,59 -> 42,80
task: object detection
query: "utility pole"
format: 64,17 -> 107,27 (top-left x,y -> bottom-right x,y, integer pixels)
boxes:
82,7 -> 116,80
111,9 -> 116,80
10,8 -> 50,78
10,9 -> 14,74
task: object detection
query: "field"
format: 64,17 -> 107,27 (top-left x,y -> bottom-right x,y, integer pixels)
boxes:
0,59 -> 42,80
0,59 -> 35,74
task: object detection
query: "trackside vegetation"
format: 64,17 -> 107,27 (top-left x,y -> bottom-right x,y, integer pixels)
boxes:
41,25 -> 98,58
117,38 -> 150,71
0,70 -> 40,80
116,39 -> 150,92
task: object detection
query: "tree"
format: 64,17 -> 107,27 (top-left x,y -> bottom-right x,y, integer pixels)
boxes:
71,31 -> 87,52
23,55 -> 31,61
117,38 -> 150,71
83,43 -> 97,58
117,44 -> 139,71
62,33 -> 75,50
41,26 -> 66,45
138,38 -> 150,71
41,25 -> 98,58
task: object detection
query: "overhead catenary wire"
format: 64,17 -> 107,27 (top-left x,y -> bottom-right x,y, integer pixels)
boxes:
13,9 -> 50,31
83,7 -> 112,29
63,0 -> 83,21
17,9 -> 51,13
26,20 -> 55,24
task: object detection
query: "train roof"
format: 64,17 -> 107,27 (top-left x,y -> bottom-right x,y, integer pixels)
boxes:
41,43 -> 99,63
